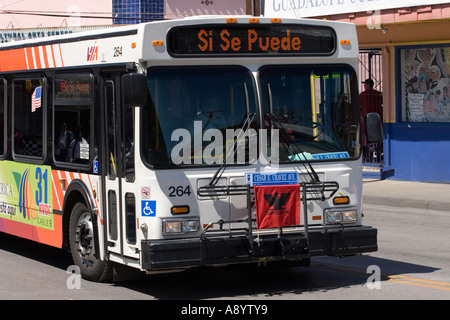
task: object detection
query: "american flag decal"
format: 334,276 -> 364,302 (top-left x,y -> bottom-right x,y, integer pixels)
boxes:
31,86 -> 42,112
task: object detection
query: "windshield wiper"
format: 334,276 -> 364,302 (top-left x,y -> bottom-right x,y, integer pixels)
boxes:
266,84 -> 320,183
208,82 -> 255,186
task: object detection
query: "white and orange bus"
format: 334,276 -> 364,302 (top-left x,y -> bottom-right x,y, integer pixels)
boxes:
0,16 -> 380,281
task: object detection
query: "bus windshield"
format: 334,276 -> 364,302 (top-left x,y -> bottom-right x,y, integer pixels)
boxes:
142,66 -> 257,167
260,65 -> 361,162
141,64 -> 360,168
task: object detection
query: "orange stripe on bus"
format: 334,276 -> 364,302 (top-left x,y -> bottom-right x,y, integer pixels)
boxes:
52,170 -> 64,211
0,215 -> 63,249
58,44 -> 64,67
0,48 -> 28,71
0,47 -> 40,72
50,45 -> 57,68
42,46 -> 49,68
23,48 -> 30,70
0,43 -> 63,71
35,214 -> 63,248
58,170 -> 67,183
86,174 -> 96,205
86,174 -> 103,224
34,47 -> 41,69
1,218 -> 34,241
26,47 -> 35,69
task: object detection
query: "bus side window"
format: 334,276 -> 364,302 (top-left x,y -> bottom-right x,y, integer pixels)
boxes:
13,77 -> 45,159
53,73 -> 93,166
105,81 -> 117,179
125,192 -> 136,244
124,107 -> 134,182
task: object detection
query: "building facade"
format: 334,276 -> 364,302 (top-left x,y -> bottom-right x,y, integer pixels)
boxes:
0,0 -> 114,29
353,5 -> 450,183
325,5 -> 450,183
265,1 -> 450,183
3,0 -> 449,182
112,0 -> 164,24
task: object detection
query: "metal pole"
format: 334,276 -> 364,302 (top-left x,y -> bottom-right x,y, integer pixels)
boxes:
246,0 -> 261,16
254,0 -> 261,16
246,0 -> 253,15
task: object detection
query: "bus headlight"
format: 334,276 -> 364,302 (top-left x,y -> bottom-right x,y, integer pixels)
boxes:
342,209 -> 357,222
324,208 -> 357,224
162,218 -> 200,235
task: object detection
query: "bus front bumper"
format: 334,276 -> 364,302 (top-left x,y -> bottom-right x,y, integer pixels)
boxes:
141,226 -> 377,271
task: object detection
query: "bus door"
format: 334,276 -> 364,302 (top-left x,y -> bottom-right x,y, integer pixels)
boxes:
103,76 -> 138,259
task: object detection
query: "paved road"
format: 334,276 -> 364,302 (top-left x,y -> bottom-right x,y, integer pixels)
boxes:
1,203 -> 449,304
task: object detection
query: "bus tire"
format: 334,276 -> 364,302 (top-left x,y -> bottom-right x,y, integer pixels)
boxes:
69,202 -> 112,282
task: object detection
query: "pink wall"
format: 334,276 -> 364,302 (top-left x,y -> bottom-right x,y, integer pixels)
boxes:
0,0 -> 112,29
315,4 -> 450,26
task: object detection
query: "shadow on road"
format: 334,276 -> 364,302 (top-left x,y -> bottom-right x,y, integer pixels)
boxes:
0,232 -> 72,269
115,254 -> 439,299
0,233 -> 439,299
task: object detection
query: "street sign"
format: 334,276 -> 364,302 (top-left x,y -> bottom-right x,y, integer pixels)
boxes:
245,172 -> 298,186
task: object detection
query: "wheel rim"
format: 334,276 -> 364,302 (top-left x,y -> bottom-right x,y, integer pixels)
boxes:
75,212 -> 95,267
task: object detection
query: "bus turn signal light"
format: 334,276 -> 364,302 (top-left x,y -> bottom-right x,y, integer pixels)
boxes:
333,196 -> 350,205
171,205 -> 190,215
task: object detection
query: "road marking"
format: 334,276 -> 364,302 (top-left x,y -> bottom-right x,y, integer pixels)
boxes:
314,262 -> 450,292
388,275 -> 450,292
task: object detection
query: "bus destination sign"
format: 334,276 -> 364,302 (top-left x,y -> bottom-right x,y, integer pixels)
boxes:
168,24 -> 336,56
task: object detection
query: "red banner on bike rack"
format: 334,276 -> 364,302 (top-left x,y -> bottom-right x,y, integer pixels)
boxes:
254,184 -> 300,230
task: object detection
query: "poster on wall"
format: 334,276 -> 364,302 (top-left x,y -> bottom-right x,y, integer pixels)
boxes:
401,46 -> 450,123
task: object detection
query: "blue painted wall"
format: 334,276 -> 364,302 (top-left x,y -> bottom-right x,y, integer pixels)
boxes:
379,44 -> 450,183
383,123 -> 450,183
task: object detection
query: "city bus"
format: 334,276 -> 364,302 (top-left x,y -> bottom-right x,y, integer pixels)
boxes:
0,16 -> 380,282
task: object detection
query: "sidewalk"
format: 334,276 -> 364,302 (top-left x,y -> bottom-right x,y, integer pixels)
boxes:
362,179 -> 450,212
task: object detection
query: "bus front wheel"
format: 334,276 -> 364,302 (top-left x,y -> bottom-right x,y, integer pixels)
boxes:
69,202 -> 112,282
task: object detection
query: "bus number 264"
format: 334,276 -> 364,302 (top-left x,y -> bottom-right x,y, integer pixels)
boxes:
168,185 -> 191,197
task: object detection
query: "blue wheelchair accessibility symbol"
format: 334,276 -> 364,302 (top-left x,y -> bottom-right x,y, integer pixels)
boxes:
141,200 -> 156,217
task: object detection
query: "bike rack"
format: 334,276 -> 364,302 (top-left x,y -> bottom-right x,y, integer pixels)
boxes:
197,181 -> 339,253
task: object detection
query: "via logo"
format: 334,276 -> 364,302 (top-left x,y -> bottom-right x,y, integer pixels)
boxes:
87,41 -> 98,62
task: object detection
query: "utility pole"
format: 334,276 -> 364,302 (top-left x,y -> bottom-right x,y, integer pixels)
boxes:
246,0 -> 261,16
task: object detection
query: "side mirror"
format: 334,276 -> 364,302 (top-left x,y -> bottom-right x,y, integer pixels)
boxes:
122,73 -> 148,107
365,112 -> 383,144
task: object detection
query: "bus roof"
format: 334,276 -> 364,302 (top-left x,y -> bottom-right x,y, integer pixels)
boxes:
0,16 -> 358,73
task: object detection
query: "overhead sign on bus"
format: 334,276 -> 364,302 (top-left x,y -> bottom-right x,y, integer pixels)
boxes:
168,24 -> 336,56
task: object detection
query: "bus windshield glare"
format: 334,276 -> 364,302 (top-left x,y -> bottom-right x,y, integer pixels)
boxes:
141,65 -> 360,168
260,65 -> 360,162
142,66 -> 257,167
